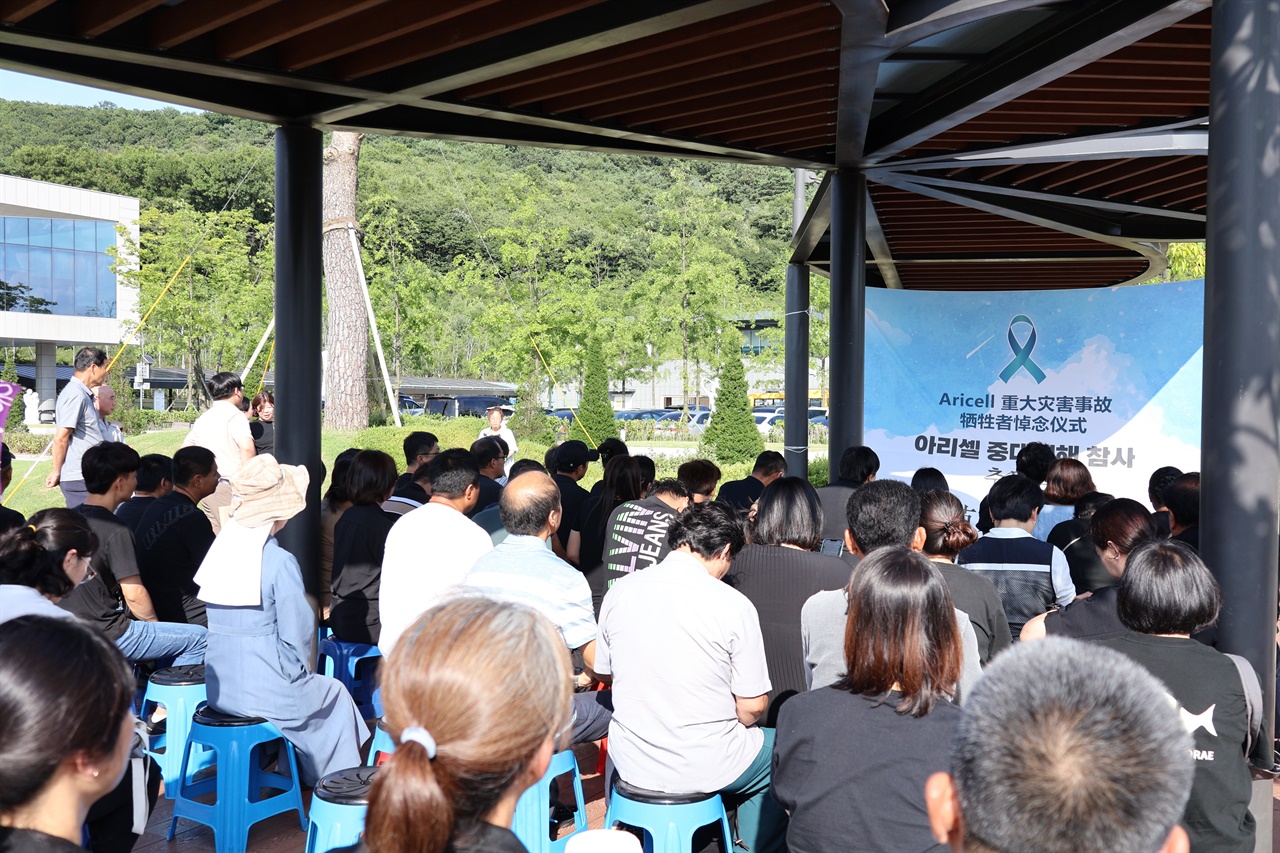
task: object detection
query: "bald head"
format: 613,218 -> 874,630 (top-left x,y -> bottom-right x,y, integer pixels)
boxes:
498,471 -> 563,538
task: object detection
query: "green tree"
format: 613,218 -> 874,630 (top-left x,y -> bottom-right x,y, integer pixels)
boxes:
701,349 -> 763,464
569,335 -> 617,447
1,358 -> 24,431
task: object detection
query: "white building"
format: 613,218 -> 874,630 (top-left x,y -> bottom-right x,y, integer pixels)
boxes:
0,175 -> 139,417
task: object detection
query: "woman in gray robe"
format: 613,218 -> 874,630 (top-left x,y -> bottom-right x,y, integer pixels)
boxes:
196,454 -> 369,785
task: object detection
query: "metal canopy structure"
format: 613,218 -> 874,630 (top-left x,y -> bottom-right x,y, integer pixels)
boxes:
4,4 -> 1278,801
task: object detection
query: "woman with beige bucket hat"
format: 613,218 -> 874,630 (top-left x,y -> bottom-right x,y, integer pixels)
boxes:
194,454 -> 369,785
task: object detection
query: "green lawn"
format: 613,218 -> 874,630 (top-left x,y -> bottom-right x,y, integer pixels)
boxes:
3,428 -> 364,519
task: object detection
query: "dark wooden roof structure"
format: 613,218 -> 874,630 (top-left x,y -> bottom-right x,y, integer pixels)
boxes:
0,0 -> 1210,288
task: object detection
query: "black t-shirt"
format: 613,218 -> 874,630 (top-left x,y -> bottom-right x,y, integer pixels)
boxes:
601,495 -> 681,593
57,504 -> 136,640
725,544 -> 850,725
815,481 -> 859,540
332,820 -> 526,853
1048,516 -> 1112,593
0,504 -> 23,536
114,495 -> 156,534
136,491 -> 216,626
1100,632 -> 1255,853
469,476 -> 502,517
330,503 -> 396,644
716,476 -> 764,512
572,495 -> 614,615
1043,584 -> 1125,641
0,827 -> 86,853
774,687 -> 960,853
250,419 -> 274,457
932,560 -> 1012,665
553,473 -> 590,548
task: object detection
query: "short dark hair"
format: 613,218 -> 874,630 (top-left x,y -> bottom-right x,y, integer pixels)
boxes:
836,547 -> 960,716
677,459 -> 721,497
325,448 -> 362,504
1014,442 -> 1056,484
1042,458 -> 1095,505
1147,466 -> 1183,510
403,431 -> 439,467
172,445 -> 216,487
498,474 -> 561,536
1118,539 -> 1221,635
73,346 -> 107,372
920,490 -> 979,559
752,451 -> 786,477
508,458 -> 546,480
206,371 -> 243,401
135,453 -> 173,493
838,446 -> 879,484
0,508 -> 98,598
910,467 -> 948,493
470,437 -> 505,471
846,479 -> 921,554
987,474 -> 1043,523
429,449 -> 480,500
634,455 -> 656,490
250,390 -> 274,416
952,638 -> 1194,853
751,477 -> 823,550
1088,498 -> 1157,556
1162,472 -> 1199,529
346,450 -> 398,507
667,500 -> 746,560
650,478 -> 690,500
82,442 -> 140,495
0,616 -> 135,814
1073,490 -> 1113,520
597,437 -> 629,467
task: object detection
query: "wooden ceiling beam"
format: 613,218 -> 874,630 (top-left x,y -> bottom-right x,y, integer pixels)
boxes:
336,0 -> 600,80
458,0 -> 828,99
1039,158 -> 1138,189
149,0 -> 283,50
215,0 -> 391,60
681,102 -> 836,136
649,82 -> 836,130
521,18 -> 837,111
0,0 -> 55,25
1073,155 -> 1193,193
728,124 -> 836,147
75,0 -> 167,38
276,0 -> 501,71
1113,166 -> 1205,200
583,50 -> 836,121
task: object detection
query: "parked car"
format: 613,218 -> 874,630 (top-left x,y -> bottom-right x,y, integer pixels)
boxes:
424,395 -> 514,418
755,412 -> 785,435
397,395 -> 425,416
809,415 -> 828,427
614,409 -> 666,421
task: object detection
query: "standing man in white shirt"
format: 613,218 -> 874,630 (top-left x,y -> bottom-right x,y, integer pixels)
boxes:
596,501 -> 786,853
94,385 -> 124,443
379,448 -> 492,657
46,346 -> 109,508
478,405 -> 518,480
182,372 -> 255,533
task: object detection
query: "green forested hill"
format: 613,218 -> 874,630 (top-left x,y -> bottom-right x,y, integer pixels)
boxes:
0,100 -> 802,401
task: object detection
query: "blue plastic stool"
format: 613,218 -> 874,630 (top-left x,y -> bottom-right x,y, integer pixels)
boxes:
167,706 -> 307,853
604,778 -> 732,853
318,638 -> 382,714
142,664 -> 214,799
365,719 -> 395,766
513,750 -> 587,852
304,766 -> 378,853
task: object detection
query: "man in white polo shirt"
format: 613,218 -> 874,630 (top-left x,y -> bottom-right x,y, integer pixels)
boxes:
183,371 -> 255,533
596,501 -> 786,853
379,448 -> 492,657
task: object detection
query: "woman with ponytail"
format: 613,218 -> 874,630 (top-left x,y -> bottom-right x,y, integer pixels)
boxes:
0,508 -> 98,622
919,491 -> 1011,664
340,597 -> 573,853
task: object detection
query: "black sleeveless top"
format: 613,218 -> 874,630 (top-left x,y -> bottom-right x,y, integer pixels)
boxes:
1042,585 -> 1126,641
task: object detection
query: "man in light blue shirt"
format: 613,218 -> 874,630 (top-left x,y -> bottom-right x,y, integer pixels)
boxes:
46,346 -> 108,508
466,469 -> 611,743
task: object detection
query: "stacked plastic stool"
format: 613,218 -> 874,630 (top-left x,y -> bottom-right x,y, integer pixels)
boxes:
604,778 -> 733,853
141,664 -> 210,798
318,637 -> 382,715
512,749 -> 587,852
364,719 -> 396,767
305,766 -> 379,853
167,706 -> 307,853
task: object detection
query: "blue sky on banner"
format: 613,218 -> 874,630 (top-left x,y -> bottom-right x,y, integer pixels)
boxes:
863,279 -> 1204,504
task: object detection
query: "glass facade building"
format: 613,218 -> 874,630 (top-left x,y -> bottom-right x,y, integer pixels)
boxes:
1,216 -> 118,318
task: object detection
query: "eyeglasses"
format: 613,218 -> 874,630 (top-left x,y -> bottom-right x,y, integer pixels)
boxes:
79,557 -> 97,586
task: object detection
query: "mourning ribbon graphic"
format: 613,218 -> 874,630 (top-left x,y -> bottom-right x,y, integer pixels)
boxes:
999,314 -> 1047,383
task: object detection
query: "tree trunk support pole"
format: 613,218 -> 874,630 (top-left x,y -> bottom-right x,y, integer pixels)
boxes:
346,224 -> 401,428
828,170 -> 866,481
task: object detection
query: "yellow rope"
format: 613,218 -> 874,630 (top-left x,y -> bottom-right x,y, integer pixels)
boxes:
529,333 -> 595,448
105,255 -> 191,374
256,340 -> 274,396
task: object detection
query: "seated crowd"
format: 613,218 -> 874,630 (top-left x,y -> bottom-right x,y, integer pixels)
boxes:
0,365 -> 1262,853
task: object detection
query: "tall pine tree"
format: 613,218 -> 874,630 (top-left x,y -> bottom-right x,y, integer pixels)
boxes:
569,335 -> 618,447
701,350 -> 763,464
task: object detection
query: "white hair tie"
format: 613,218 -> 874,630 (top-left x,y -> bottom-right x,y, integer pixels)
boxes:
400,726 -> 438,759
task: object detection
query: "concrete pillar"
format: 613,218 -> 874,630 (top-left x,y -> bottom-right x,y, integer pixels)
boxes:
35,341 -> 56,423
